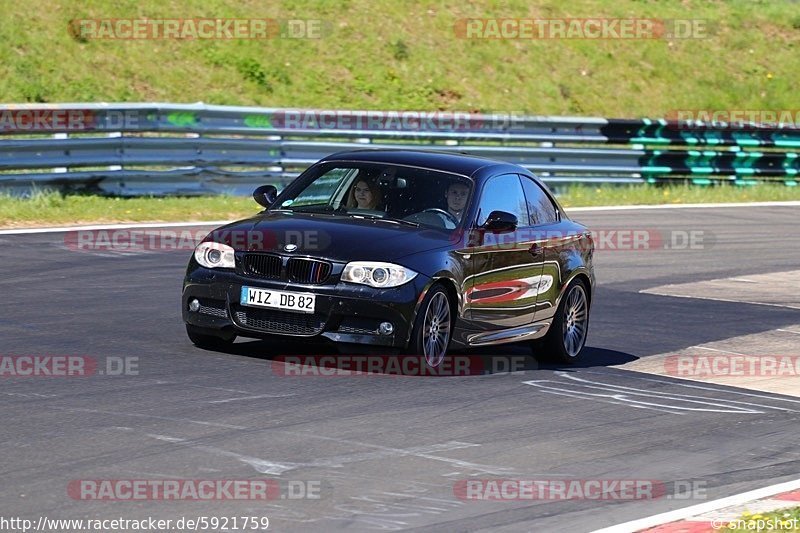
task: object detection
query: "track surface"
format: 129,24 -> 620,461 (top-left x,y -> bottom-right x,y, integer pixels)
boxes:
1,205 -> 799,532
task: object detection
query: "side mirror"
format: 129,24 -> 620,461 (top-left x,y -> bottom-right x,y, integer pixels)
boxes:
253,185 -> 278,208
482,210 -> 517,233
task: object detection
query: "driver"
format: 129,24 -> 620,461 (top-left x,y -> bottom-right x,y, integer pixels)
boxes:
445,182 -> 469,222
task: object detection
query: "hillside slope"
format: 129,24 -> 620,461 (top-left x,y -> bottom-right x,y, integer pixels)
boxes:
0,0 -> 797,118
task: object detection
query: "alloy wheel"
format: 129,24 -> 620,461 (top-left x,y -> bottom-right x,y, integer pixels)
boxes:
562,284 -> 588,358
422,292 -> 451,367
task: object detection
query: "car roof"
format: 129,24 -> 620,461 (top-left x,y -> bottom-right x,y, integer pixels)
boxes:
320,149 -> 520,178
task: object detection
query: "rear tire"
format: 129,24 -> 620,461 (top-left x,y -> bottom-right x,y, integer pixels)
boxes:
185,324 -> 236,350
407,284 -> 452,368
533,279 -> 589,364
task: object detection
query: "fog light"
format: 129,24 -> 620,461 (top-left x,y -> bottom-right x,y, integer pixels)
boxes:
378,322 -> 394,335
189,299 -> 200,312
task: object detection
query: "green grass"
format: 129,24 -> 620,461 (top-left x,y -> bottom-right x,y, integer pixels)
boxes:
723,507 -> 800,532
557,183 -> 800,207
0,0 -> 798,118
0,191 -> 258,228
3,185 -> 798,228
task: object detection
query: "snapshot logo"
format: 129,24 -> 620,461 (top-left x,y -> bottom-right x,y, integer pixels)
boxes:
452,228 -> 712,252
268,110 -> 527,132
68,18 -> 327,40
665,355 -> 800,378
271,355 -> 533,377
453,479 -> 707,501
0,356 -> 138,377
725,517 -> 800,531
667,109 -> 800,130
454,18 -> 711,40
68,479 -> 322,500
64,229 -> 328,253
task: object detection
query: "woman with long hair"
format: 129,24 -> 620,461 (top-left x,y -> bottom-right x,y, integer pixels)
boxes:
347,178 -> 382,209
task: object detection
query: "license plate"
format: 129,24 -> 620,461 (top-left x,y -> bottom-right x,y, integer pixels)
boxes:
240,286 -> 316,313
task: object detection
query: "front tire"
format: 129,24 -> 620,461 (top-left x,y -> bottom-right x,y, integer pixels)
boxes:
534,279 -> 589,364
408,285 -> 452,368
186,324 -> 236,351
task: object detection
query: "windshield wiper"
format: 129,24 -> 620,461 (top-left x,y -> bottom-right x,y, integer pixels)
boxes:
378,217 -> 421,228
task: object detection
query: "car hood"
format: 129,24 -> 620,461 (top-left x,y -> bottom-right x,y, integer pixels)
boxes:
205,211 -> 454,262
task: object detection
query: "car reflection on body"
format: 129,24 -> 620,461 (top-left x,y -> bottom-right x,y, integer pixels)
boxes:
182,150 -> 595,366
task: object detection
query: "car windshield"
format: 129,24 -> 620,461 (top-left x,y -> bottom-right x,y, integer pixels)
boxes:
271,162 -> 473,231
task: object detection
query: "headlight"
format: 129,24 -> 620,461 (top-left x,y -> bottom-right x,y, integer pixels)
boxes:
194,242 -> 235,269
341,261 -> 417,288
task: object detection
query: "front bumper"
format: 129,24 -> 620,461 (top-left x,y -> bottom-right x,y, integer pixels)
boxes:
182,262 -> 430,348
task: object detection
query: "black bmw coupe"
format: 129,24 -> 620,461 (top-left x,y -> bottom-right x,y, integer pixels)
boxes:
183,150 -> 594,366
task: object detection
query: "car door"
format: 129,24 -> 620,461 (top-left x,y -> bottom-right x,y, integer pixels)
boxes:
518,175 -> 566,323
467,173 -> 545,329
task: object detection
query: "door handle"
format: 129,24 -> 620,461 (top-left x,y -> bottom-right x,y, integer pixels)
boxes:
528,244 -> 543,257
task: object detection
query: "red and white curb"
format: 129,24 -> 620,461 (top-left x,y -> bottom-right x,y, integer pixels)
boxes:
593,478 -> 800,533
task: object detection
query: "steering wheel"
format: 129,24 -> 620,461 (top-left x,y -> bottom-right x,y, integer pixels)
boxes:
421,208 -> 459,226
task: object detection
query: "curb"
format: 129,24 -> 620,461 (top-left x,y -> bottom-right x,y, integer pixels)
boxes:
593,479 -> 800,533
641,489 -> 800,532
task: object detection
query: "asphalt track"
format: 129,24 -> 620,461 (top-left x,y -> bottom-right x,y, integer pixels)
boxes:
1,204 -> 799,532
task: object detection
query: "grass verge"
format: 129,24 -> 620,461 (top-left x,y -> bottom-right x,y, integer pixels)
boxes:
1,1 -> 798,118
2,184 -> 799,228
557,183 -> 800,208
1,185 -> 799,228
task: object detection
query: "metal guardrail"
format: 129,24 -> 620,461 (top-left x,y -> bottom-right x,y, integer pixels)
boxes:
0,103 -> 798,195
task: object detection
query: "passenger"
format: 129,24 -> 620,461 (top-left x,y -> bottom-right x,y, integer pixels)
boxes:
445,182 -> 470,222
347,178 -> 382,210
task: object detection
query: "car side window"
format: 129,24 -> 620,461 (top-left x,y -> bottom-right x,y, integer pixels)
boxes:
476,174 -> 529,227
519,175 -> 558,225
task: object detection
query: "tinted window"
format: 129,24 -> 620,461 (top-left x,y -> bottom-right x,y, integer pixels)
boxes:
520,176 -> 558,225
477,174 -> 528,226
273,162 -> 472,231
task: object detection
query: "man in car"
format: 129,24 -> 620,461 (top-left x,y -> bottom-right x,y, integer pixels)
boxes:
445,181 -> 470,223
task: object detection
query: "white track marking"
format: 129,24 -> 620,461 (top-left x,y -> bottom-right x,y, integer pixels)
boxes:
523,371 -> 800,414
277,432 -> 517,476
207,393 -> 295,403
694,346 -> 752,357
146,433 -> 298,475
585,369 -> 800,406
49,406 -> 247,429
638,290 -> 800,310
142,431 -> 515,476
560,372 -> 800,411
